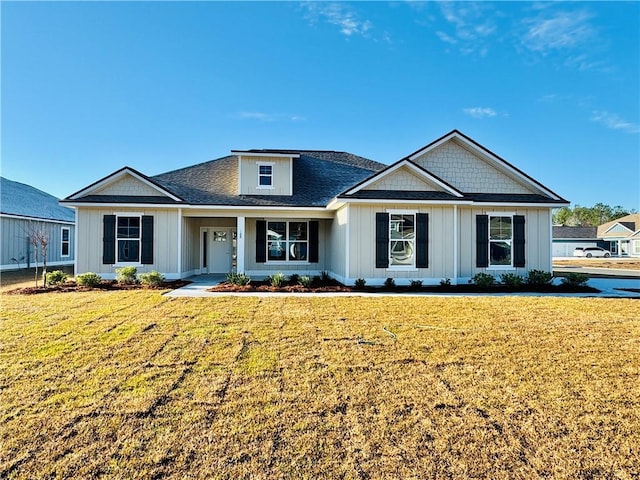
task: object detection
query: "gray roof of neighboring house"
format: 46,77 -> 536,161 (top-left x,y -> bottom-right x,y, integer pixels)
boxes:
1,177 -> 75,223
552,226 -> 598,239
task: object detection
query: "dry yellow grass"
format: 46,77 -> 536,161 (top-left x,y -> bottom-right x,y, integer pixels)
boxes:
553,259 -> 640,270
1,290 -> 638,479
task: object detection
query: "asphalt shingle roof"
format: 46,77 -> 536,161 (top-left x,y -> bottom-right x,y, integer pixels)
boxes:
552,226 -> 598,239
1,177 -> 75,222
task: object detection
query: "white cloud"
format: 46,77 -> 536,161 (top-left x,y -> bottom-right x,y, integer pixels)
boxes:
301,2 -> 373,38
234,112 -> 306,123
590,111 -> 640,134
435,2 -> 498,56
522,9 -> 595,55
463,107 -> 498,119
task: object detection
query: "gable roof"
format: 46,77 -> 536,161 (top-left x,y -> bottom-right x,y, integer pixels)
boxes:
552,226 -> 598,240
597,213 -> 640,238
1,177 -> 75,223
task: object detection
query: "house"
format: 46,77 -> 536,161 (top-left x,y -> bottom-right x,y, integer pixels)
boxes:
597,213 -> 640,257
61,130 -> 568,285
552,226 -> 600,257
1,177 -> 76,271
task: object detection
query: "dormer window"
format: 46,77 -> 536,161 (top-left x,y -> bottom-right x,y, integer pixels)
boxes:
257,162 -> 274,189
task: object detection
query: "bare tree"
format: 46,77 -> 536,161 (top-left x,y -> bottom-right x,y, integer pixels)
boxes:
24,221 -> 51,287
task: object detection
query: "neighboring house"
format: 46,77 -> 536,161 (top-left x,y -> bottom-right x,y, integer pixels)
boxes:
1,177 -> 76,271
552,226 -> 600,257
597,213 -> 640,257
61,130 -> 568,285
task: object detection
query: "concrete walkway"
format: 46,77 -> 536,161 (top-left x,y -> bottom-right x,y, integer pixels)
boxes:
164,275 -> 640,299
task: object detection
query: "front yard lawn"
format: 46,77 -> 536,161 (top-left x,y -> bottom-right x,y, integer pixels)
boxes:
1,291 -> 638,479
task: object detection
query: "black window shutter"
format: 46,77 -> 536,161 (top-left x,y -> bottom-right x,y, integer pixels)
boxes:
513,215 -> 526,267
476,215 -> 489,268
103,215 -> 116,264
309,221 -> 319,263
141,216 -> 154,264
375,212 -> 389,268
416,213 -> 429,268
256,220 -> 267,263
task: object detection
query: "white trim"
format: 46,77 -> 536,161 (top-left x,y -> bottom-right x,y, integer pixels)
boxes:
67,167 -> 182,201
177,208 -> 183,276
61,202 -> 332,212
237,155 -> 242,195
487,212 -> 515,269
407,131 -> 563,201
264,219 -> 310,263
74,210 -> 79,275
289,157 -> 293,194
453,205 -> 458,285
0,213 -> 75,225
344,160 -> 464,197
61,226 -> 71,258
386,209 -> 417,269
344,205 -> 350,280
237,216 -> 246,274
232,151 -> 300,159
256,161 -> 275,189
603,222 -> 634,235
114,213 -> 143,265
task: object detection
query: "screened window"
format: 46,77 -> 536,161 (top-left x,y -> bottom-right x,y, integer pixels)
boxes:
489,216 -> 512,266
61,227 -> 70,257
117,216 -> 141,263
267,221 -> 308,262
258,164 -> 273,187
389,213 -> 415,267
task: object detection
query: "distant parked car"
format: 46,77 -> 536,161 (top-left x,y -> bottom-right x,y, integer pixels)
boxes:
573,247 -> 611,258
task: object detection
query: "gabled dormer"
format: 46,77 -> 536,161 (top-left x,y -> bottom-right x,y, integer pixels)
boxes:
233,150 -> 299,196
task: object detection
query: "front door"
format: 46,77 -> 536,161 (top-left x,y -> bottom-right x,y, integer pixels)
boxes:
201,228 -> 236,274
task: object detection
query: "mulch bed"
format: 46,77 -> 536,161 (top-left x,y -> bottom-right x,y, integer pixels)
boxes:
6,280 -> 191,295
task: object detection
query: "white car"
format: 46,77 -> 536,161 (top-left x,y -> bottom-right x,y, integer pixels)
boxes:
573,247 -> 611,258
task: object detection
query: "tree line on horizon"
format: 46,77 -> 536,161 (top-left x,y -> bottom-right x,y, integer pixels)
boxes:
552,203 -> 636,227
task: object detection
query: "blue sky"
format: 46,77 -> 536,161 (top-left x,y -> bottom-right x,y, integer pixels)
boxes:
2,1 -> 639,209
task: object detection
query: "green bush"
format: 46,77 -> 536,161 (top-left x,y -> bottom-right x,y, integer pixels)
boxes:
139,270 -> 165,287
289,274 -> 300,286
384,277 -> 396,289
500,273 -> 523,288
409,279 -> 423,291
299,275 -> 312,288
470,273 -> 496,288
526,269 -> 553,286
46,270 -> 68,286
76,272 -> 102,288
354,278 -> 366,290
561,272 -> 590,287
115,266 -> 138,284
226,272 -> 251,286
320,271 -> 331,285
440,278 -> 452,287
268,272 -> 286,288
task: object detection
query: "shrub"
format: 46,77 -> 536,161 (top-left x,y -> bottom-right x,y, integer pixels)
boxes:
500,273 -> 523,288
115,266 -> 138,284
311,275 -> 322,287
139,270 -> 165,287
561,272 -> 590,287
409,279 -> 423,291
269,272 -> 286,288
76,272 -> 102,288
320,271 -> 331,285
354,278 -> 366,290
299,275 -> 312,288
226,272 -> 251,286
289,274 -> 300,286
440,278 -> 452,287
526,269 -> 553,286
46,270 -> 68,286
384,277 -> 396,289
470,273 -> 496,288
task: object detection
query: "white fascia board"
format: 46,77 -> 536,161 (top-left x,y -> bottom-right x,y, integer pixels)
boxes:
68,168 -> 182,202
409,132 -> 563,201
0,213 -> 75,225
343,160 -> 463,197
336,198 -> 473,206
231,151 -> 300,159
469,202 -> 566,208
603,223 -> 634,235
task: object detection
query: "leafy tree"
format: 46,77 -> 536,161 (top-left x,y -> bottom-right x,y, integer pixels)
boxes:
553,203 -> 634,227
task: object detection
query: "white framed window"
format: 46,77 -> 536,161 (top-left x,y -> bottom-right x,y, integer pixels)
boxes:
632,240 -> 640,255
257,162 -> 274,189
116,214 -> 142,264
267,220 -> 308,262
389,211 -> 415,268
489,214 -> 513,267
61,227 -> 70,257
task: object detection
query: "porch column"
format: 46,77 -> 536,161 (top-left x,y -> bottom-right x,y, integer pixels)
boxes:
237,216 -> 245,273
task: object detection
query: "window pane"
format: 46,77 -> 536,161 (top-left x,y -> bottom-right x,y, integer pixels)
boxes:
390,214 -> 415,240
62,229 -> 69,241
289,222 -> 307,241
390,240 -> 414,265
268,241 -> 286,261
118,240 -> 139,262
62,243 -> 69,256
259,175 -> 272,186
117,217 -> 140,239
259,165 -> 272,175
289,242 -> 307,261
490,217 -> 511,240
267,222 -> 286,240
214,231 -> 227,242
490,241 -> 511,265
